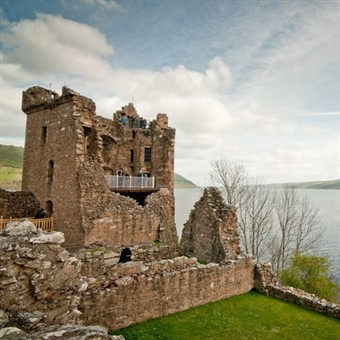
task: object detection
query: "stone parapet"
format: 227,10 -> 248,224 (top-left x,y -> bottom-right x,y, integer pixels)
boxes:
254,263 -> 340,319
0,220 -> 255,333
0,189 -> 41,219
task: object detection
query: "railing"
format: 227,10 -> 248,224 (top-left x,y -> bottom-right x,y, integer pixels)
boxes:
0,216 -> 54,231
106,175 -> 155,189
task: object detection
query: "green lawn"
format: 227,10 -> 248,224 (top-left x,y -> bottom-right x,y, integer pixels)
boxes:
0,167 -> 22,190
110,290 -> 339,340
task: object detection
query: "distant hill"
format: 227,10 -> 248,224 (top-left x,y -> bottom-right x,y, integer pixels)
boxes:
0,144 -> 197,189
174,173 -> 198,188
0,144 -> 24,168
268,179 -> 340,190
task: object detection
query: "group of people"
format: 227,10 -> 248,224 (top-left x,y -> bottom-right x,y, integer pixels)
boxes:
119,114 -> 147,129
116,169 -> 130,176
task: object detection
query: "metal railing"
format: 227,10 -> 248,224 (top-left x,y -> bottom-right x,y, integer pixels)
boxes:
106,175 -> 155,189
0,216 -> 54,231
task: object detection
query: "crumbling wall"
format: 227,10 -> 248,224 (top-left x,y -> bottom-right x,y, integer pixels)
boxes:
254,263 -> 340,319
0,188 -> 40,218
0,220 -> 254,333
180,187 -> 241,263
21,86 -> 176,250
80,255 -> 255,330
78,157 -> 178,248
21,87 -> 92,249
0,220 -> 84,330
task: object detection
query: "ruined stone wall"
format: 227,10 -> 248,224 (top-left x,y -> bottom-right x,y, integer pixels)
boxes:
21,86 -> 176,250
78,156 -> 177,247
0,189 -> 40,218
21,87 -> 95,248
96,113 -> 175,192
0,221 -> 254,333
254,263 -> 340,319
149,114 -> 176,193
181,187 -> 241,263
81,255 -> 254,330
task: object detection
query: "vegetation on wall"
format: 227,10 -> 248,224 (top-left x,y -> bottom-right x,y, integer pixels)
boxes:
279,252 -> 340,303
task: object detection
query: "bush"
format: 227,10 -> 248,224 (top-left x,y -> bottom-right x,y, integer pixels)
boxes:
279,252 -> 339,302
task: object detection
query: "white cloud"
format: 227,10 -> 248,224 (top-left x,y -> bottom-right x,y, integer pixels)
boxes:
1,14 -> 114,78
1,7 -> 339,184
84,0 -> 123,12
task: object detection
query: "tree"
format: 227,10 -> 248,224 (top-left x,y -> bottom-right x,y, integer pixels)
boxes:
280,252 -> 339,302
238,177 -> 275,260
270,186 -> 322,272
209,160 -> 248,208
209,160 -> 275,261
209,160 -> 323,271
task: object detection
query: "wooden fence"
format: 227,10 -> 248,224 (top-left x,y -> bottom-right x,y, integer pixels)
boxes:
0,216 -> 54,232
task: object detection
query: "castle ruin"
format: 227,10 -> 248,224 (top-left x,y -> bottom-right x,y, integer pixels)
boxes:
21,86 -> 177,250
0,86 -> 338,336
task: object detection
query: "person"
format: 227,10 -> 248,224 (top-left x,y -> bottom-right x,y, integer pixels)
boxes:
137,169 -> 143,177
121,114 -> 127,126
118,247 -> 132,263
35,208 -> 46,219
140,118 -> 147,129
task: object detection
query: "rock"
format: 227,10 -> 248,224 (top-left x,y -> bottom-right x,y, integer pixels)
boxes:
0,327 -> 29,340
32,324 -> 124,339
0,309 -> 9,327
30,231 -> 65,244
14,311 -> 44,329
4,220 -> 37,236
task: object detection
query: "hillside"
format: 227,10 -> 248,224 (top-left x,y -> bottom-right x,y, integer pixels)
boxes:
0,144 -> 24,168
3,144 -> 336,190
268,179 -> 340,190
0,144 -> 197,189
174,173 -> 198,188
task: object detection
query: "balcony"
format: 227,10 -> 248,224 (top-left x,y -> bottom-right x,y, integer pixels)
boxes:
105,175 -> 158,193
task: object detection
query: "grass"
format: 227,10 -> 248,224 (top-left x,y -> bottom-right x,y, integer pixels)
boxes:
0,167 -> 22,190
110,290 -> 339,340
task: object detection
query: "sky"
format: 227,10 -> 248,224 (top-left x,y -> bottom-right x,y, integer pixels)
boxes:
1,0 -> 339,185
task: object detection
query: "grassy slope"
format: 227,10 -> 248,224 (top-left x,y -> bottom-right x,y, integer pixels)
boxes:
0,144 -> 24,190
268,179 -> 340,190
0,144 -> 24,168
174,173 -> 197,188
1,144 -> 338,190
110,291 -> 339,339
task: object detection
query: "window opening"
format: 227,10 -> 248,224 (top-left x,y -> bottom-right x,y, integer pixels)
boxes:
41,126 -> 47,144
45,200 -> 53,217
130,150 -> 134,163
144,147 -> 152,163
83,126 -> 92,153
48,160 -> 54,184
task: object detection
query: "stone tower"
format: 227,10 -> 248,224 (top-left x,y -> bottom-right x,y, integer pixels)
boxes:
180,187 -> 241,263
21,86 -> 177,250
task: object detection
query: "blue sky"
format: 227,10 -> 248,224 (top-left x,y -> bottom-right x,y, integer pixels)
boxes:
1,0 -> 339,184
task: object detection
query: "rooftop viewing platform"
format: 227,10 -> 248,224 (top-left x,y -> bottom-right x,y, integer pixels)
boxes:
105,175 -> 158,193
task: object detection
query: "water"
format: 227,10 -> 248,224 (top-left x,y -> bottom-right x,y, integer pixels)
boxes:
175,188 -> 340,280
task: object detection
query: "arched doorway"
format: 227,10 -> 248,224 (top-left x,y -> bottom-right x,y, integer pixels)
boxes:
45,200 -> 53,217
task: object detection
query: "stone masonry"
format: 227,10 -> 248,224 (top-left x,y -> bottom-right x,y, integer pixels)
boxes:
21,86 -> 177,250
0,220 -> 255,334
0,188 -> 41,219
181,187 -> 241,263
